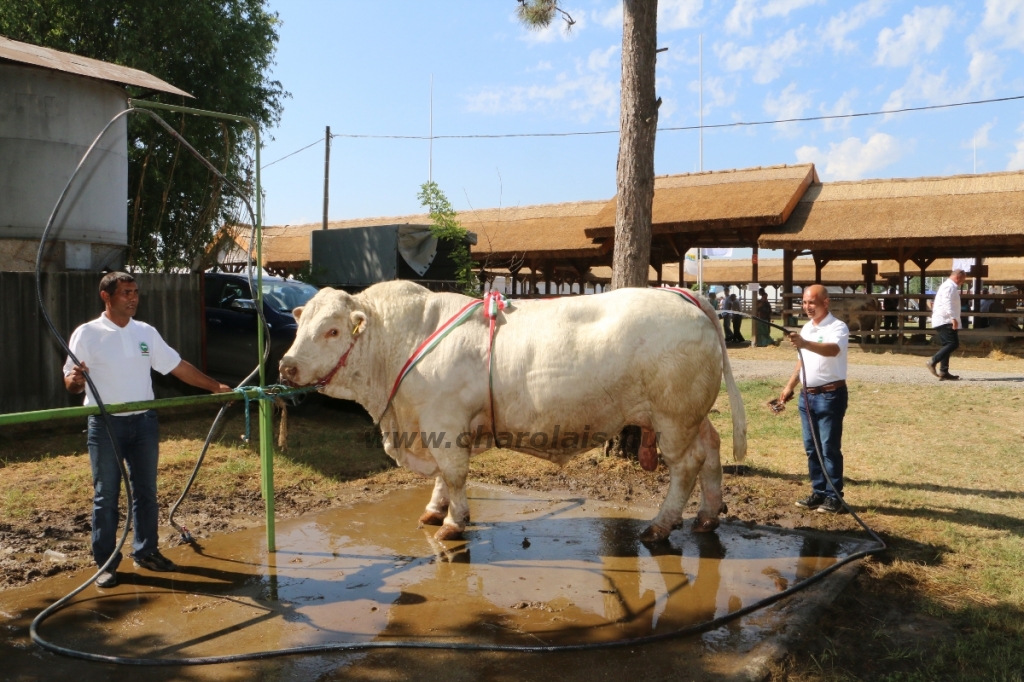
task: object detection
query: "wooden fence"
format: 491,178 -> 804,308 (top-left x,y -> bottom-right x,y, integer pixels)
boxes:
0,272 -> 203,415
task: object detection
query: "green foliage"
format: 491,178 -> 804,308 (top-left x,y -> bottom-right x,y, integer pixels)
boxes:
515,0 -> 575,31
417,182 -> 479,295
0,0 -> 288,273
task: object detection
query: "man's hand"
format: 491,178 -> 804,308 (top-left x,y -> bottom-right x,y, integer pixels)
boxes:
780,386 -> 795,404
952,319 -> 959,330
787,332 -> 806,349
64,362 -> 89,394
212,382 -> 232,394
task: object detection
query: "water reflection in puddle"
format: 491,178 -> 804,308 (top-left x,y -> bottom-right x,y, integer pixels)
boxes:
0,484 -> 868,673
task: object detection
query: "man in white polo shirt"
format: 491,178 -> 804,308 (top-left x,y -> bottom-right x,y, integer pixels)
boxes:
64,272 -> 230,589
779,285 -> 850,515
926,269 -> 967,381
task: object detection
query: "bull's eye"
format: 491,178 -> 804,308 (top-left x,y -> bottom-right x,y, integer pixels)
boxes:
326,328 -> 340,338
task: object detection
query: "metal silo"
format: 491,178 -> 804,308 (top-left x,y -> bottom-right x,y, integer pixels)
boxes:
0,37 -> 191,272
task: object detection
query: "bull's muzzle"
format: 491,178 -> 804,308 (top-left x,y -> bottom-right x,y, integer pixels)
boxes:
279,357 -> 299,385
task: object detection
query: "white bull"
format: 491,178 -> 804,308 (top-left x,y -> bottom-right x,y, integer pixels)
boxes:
279,281 -> 747,543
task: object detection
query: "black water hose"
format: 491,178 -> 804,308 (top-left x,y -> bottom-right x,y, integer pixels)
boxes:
29,107 -> 885,662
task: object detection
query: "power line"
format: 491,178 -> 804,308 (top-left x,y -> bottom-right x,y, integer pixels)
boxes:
260,93 -> 1024,167
261,136 -> 324,169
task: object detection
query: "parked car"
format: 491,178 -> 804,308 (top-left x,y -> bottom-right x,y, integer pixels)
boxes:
204,272 -> 319,385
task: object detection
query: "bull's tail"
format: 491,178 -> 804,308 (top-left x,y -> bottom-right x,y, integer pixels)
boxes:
692,294 -> 747,462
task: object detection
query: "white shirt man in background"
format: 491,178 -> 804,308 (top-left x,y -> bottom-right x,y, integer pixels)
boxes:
779,285 -> 850,515
926,269 -> 966,381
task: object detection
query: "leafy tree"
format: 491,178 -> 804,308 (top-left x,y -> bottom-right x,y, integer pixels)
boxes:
517,0 -> 659,291
0,0 -> 287,272
417,181 -> 479,295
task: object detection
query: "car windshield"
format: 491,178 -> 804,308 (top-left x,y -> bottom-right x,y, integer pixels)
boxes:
261,280 -> 319,314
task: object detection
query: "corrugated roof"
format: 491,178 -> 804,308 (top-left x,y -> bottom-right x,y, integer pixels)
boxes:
0,35 -> 191,97
759,170 -> 1024,255
584,164 -> 817,238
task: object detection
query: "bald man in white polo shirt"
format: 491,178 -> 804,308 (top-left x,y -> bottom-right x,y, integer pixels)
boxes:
779,284 -> 850,515
64,272 -> 231,589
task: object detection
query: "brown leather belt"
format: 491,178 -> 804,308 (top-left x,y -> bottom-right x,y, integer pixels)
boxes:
804,380 -> 846,395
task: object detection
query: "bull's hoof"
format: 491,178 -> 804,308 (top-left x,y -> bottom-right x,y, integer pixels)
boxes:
434,524 -> 464,542
418,510 -> 447,527
692,516 -> 720,533
640,524 -> 672,543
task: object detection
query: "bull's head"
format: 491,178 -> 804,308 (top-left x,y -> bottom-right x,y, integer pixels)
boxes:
279,288 -> 369,401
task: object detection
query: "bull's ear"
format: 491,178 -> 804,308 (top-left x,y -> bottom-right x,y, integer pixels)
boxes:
350,310 -> 368,336
292,306 -> 304,321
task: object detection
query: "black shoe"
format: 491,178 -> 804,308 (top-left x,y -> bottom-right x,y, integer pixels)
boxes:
925,361 -> 940,378
816,497 -> 848,514
96,570 -> 118,588
795,493 -> 826,509
939,373 -> 960,381
132,550 -> 178,572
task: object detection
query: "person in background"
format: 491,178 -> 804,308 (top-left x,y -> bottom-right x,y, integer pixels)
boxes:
726,293 -> 744,343
64,272 -> 231,589
779,285 -> 850,514
883,282 -> 899,342
926,269 -> 967,381
755,289 -> 774,347
977,287 -> 993,329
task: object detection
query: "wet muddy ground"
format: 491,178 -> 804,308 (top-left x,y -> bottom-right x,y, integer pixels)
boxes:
0,484 -> 871,681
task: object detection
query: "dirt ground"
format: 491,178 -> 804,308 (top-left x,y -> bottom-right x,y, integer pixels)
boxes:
2,346 -> 1024,681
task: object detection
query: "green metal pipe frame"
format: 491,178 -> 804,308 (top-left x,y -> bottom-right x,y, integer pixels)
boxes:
3,98 -> 281,551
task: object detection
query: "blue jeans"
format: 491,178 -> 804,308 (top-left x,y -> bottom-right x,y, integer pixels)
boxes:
798,387 -> 848,500
87,411 -> 161,569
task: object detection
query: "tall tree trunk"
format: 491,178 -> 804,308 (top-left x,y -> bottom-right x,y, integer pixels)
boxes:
610,0 -> 659,291
608,0 -> 659,460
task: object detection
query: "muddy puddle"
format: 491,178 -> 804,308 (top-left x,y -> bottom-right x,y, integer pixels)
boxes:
0,485 -> 871,681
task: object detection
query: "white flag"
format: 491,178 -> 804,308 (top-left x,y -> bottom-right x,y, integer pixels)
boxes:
704,248 -> 733,258
952,258 -> 974,273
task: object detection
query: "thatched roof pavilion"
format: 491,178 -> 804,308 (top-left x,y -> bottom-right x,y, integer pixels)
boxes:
759,170 -> 1024,260
879,257 -> 1024,286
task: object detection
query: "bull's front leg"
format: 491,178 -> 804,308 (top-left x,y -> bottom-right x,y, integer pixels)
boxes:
419,476 -> 450,527
431,447 -> 471,542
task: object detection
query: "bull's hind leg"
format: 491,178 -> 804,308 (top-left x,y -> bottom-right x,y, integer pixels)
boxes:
693,418 -> 725,533
418,476 -> 450,527
431,449 -> 471,542
641,421 -> 704,542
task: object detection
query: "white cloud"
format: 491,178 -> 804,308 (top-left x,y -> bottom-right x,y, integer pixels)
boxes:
1009,123 -> 1024,171
965,50 -> 1003,97
820,89 -> 857,131
820,0 -> 888,53
971,0 -> 1024,52
464,46 -> 619,123
716,29 -> 805,83
596,3 -> 621,28
763,83 -> 813,135
725,0 -> 820,36
689,76 -> 736,116
796,133 -> 903,180
882,65 -> 952,111
660,0 -> 703,30
875,6 -> 954,67
517,7 -> 587,44
964,121 -> 996,149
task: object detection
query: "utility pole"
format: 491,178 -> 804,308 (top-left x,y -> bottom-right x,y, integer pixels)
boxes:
429,74 -> 434,183
322,125 -> 331,230
697,33 -> 703,293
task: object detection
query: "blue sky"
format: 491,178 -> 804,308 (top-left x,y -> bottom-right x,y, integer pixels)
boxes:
258,0 -> 1024,228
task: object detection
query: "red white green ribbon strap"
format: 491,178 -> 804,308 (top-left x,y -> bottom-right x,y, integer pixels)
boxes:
483,291 -> 509,433
383,292 -> 512,419
659,286 -> 703,308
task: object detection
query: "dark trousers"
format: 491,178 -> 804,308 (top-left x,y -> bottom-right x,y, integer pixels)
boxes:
930,324 -> 959,374
799,387 -> 848,500
87,411 -> 161,569
731,314 -> 743,341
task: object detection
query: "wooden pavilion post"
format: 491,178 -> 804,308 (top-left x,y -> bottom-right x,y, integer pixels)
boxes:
782,249 -> 795,327
897,259 -> 906,346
